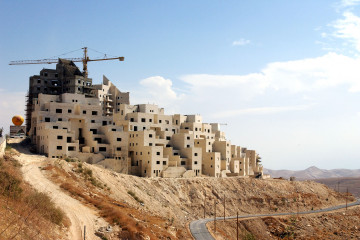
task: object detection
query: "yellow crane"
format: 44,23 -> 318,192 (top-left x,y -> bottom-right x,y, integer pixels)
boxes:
9,47 -> 124,78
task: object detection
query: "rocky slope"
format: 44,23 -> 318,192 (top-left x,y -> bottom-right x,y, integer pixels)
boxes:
209,206 -> 360,240
6,140 -> 354,239
44,158 -> 352,239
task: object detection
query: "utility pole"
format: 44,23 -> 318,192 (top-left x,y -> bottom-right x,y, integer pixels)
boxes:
346,187 -> 348,211
84,225 -> 86,240
236,211 -> 239,240
204,191 -> 206,218
223,194 -> 226,221
214,199 -> 216,232
338,181 -> 340,192
297,201 -> 299,219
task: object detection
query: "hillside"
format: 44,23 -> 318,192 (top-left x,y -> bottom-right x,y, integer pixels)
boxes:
314,177 -> 360,198
5,139 -> 355,239
0,148 -> 68,240
264,166 -> 360,180
209,206 -> 360,240
42,160 -> 353,239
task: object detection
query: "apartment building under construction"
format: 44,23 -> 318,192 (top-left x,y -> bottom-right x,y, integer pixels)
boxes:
28,59 -> 263,178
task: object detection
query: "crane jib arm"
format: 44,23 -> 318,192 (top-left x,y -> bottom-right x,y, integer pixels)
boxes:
9,57 -> 124,65
9,58 -> 83,65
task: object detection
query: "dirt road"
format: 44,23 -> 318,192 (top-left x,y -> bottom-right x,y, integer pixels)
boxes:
13,142 -> 107,240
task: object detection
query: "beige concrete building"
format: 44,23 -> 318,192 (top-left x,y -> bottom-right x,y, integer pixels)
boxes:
28,61 -> 263,178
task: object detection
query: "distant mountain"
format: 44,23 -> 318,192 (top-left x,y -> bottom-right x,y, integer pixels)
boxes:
263,166 -> 360,180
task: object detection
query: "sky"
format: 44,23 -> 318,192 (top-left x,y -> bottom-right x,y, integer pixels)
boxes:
0,0 -> 359,170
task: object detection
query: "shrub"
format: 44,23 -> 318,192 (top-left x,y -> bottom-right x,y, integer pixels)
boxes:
26,191 -> 65,225
65,157 -> 76,162
0,171 -> 23,198
84,169 -> 93,177
127,190 -> 144,204
242,232 -> 256,240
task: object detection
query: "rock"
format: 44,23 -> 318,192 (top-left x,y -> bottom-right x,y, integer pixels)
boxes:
106,225 -> 112,232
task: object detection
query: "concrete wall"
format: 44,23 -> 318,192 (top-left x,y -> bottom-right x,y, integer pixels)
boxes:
96,158 -> 128,174
162,166 -> 186,178
0,137 -> 6,158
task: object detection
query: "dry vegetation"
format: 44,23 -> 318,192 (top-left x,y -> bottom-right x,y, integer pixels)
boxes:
208,206 -> 360,240
3,139 -> 356,239
44,158 -> 178,239
41,155 -> 352,239
0,151 -> 68,240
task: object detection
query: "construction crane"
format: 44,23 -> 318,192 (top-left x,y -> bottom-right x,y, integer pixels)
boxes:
9,47 -> 124,78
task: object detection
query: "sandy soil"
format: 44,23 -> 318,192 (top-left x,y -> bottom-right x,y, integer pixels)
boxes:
12,140 -> 108,240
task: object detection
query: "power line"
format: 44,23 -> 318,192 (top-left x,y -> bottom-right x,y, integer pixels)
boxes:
48,48 -> 84,59
87,47 -> 118,58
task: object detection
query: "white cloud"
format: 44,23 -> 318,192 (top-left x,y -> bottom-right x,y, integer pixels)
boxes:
212,105 -> 312,118
182,52 -> 360,94
232,38 -> 250,46
131,76 -> 184,114
139,76 -> 179,100
340,0 -> 360,7
332,11 -> 360,52
132,50 -> 360,121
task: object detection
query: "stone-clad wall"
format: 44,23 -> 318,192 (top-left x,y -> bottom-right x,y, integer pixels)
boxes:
0,137 -> 6,158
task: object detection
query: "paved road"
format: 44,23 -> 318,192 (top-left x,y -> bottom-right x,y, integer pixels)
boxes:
190,198 -> 360,240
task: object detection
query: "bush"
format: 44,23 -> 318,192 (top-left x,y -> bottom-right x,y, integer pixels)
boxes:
127,190 -> 144,204
242,232 -> 256,240
65,157 -> 76,162
84,169 -> 93,177
26,191 -> 65,225
0,171 -> 23,198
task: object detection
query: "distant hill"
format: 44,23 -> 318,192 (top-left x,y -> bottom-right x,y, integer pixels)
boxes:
264,166 -> 360,180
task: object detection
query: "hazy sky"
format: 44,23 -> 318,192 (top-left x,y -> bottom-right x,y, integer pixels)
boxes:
1,0 -> 359,170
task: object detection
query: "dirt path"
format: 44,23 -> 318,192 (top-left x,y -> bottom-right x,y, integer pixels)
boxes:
13,143 -> 107,240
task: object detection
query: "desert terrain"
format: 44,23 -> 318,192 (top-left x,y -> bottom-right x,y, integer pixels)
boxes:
208,206 -> 360,240
1,139 -> 357,239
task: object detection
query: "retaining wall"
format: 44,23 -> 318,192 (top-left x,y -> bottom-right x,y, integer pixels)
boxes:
0,137 -> 6,158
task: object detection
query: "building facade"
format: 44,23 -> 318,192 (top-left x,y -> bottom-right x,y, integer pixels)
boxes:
28,60 -> 263,178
